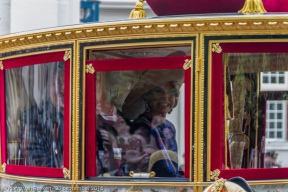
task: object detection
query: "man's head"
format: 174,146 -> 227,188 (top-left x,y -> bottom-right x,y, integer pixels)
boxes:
266,151 -> 278,160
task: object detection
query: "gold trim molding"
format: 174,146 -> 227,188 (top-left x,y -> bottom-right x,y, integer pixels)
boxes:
86,64 -> 95,74
63,167 -> 71,179
63,50 -> 71,61
0,61 -> 3,70
1,15 -> 288,52
212,43 -> 222,53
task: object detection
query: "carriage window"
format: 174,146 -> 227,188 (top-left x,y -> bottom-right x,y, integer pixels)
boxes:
0,51 -> 70,178
5,63 -> 64,167
85,46 -> 192,179
225,53 -> 288,169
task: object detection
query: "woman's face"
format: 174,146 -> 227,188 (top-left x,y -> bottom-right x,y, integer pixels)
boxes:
146,82 -> 176,115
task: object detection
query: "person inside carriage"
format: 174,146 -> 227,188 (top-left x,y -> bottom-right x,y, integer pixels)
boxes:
95,67 -> 184,177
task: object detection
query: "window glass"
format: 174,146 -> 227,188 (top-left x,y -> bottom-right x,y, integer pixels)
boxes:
92,46 -> 191,60
5,62 -> 64,167
225,53 -> 288,169
88,46 -> 191,178
96,69 -> 185,177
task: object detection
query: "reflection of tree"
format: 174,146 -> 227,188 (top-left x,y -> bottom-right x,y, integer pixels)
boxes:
228,52 -> 288,169
229,53 -> 288,75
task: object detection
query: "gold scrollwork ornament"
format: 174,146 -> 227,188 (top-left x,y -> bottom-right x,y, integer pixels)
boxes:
0,61 -> 3,70
183,59 -> 192,70
210,169 -> 220,181
63,167 -> 70,179
86,64 -> 95,74
212,43 -> 222,53
63,50 -> 71,61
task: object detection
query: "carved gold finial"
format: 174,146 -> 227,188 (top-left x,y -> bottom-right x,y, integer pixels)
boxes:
0,61 -> 3,70
212,43 -> 222,53
126,186 -> 143,192
210,178 -> 226,192
63,167 -> 70,179
238,0 -> 267,14
63,50 -> 71,61
210,169 -> 220,181
86,64 -> 95,74
1,163 -> 6,173
183,59 -> 192,70
129,0 -> 146,19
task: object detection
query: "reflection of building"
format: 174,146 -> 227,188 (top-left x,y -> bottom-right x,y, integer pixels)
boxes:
0,0 -> 80,36
0,0 -> 156,35
261,72 -> 288,167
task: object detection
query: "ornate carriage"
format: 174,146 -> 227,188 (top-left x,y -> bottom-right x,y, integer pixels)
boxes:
1,0 -> 288,191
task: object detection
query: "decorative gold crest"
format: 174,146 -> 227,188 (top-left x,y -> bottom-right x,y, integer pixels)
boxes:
1,163 -> 6,173
0,61 -> 3,70
86,64 -> 95,74
63,50 -> 71,61
63,167 -> 70,179
212,43 -> 222,53
126,186 -> 143,192
183,59 -> 192,70
210,169 -> 220,181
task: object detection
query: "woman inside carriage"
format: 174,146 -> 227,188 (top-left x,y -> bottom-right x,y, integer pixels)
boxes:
122,69 -> 184,177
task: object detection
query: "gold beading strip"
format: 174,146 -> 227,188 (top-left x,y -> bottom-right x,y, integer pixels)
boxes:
72,41 -> 79,181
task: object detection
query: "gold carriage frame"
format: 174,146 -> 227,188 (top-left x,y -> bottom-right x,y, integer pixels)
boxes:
1,14 -> 288,192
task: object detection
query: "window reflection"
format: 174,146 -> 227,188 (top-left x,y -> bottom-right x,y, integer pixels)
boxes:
5,62 -> 64,167
96,69 -> 185,177
226,53 -> 288,169
90,46 -> 191,178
